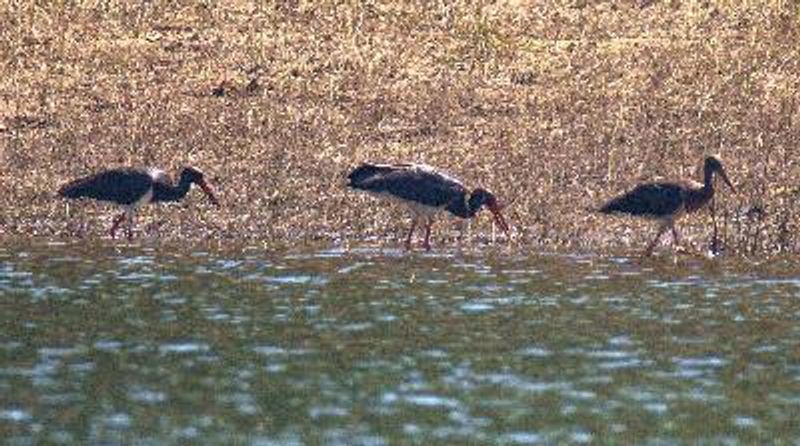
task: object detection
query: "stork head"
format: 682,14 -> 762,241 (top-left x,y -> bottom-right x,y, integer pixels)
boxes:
469,188 -> 510,236
704,156 -> 735,193
181,167 -> 220,207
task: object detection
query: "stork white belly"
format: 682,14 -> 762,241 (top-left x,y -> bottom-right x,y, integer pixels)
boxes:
368,191 -> 444,219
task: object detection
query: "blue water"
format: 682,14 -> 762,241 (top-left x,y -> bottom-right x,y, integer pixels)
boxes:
1,241 -> 799,444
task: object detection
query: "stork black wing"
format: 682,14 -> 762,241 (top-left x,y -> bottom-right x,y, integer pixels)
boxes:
600,183 -> 685,217
58,169 -> 153,206
368,168 -> 466,208
347,163 -> 401,189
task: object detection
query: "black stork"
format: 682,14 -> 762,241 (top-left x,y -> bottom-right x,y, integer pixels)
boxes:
598,155 -> 736,256
58,166 -> 220,239
347,162 -> 510,250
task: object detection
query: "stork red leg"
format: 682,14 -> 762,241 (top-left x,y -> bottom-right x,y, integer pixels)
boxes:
126,214 -> 134,240
422,219 -> 433,251
457,220 -> 469,245
405,218 -> 418,251
644,221 -> 670,256
109,212 -> 126,239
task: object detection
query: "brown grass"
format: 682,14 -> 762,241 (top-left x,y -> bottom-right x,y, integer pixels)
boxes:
1,1 -> 798,256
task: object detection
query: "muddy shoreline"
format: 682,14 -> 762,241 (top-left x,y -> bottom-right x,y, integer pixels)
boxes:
2,2 -> 798,256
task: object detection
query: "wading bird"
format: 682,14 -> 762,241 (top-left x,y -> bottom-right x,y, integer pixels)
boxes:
598,155 -> 735,256
58,166 -> 220,239
347,162 -> 510,250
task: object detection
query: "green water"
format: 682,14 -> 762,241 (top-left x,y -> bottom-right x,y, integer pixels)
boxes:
1,241 -> 800,444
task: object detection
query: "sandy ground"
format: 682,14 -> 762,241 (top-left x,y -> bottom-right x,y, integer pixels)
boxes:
1,2 -> 798,256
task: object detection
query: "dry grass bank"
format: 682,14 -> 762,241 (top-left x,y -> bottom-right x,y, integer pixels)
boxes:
1,1 -> 798,255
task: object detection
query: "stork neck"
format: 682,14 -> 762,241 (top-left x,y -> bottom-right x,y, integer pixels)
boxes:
686,167 -> 716,212
154,175 -> 193,202
703,166 -> 716,195
445,190 -> 475,218
466,192 -> 485,218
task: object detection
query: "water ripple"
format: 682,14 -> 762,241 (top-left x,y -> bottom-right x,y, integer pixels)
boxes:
2,244 -> 800,444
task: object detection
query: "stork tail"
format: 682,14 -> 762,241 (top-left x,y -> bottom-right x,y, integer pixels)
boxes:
58,176 -> 94,199
347,163 -> 398,189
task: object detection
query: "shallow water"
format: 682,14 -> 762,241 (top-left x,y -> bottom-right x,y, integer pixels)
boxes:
1,241 -> 800,444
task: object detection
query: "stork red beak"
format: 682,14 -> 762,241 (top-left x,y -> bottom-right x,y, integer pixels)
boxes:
198,180 -> 220,207
487,202 -> 510,236
718,167 -> 736,194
